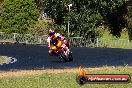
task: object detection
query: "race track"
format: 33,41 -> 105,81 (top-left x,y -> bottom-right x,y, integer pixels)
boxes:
0,44 -> 132,70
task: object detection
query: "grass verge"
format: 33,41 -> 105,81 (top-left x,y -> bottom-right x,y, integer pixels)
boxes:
0,56 -> 6,63
0,66 -> 132,88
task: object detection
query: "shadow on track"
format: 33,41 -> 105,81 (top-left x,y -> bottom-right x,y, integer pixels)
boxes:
0,44 -> 132,70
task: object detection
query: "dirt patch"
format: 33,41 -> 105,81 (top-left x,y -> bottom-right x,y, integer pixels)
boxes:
0,68 -> 110,78
0,66 -> 128,78
88,67 -> 112,71
0,69 -> 77,78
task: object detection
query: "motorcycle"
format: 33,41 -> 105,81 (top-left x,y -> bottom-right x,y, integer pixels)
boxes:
50,38 -> 73,62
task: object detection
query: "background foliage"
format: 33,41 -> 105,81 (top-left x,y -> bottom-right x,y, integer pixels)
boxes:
0,0 -> 39,33
0,0 -> 132,40
43,0 -> 129,38
125,1 -> 132,40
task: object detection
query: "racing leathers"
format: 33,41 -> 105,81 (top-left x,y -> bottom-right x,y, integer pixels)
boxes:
47,33 -> 69,56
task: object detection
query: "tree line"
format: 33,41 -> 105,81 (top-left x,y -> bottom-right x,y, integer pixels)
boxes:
0,0 -> 132,40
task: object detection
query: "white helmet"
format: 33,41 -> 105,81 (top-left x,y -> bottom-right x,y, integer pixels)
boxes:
48,29 -> 55,36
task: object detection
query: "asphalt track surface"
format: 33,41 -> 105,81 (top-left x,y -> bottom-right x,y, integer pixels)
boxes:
0,44 -> 132,70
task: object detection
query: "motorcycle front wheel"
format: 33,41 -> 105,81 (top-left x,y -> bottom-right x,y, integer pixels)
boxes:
58,51 -> 72,62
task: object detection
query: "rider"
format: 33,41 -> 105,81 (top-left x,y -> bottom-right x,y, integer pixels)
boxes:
47,29 -> 69,56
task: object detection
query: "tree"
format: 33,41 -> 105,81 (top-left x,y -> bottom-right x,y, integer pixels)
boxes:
0,0 -> 3,16
46,0 -> 70,25
44,0 -> 103,37
0,0 -> 39,33
0,2 -> 2,16
125,0 -> 132,40
69,0 -> 103,38
97,0 -> 128,37
29,19 -> 52,35
33,0 -> 47,11
38,0 -> 128,38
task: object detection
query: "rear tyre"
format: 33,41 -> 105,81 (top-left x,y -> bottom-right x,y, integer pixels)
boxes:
63,52 -> 73,62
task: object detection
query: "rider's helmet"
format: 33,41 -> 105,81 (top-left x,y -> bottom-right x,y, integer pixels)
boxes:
48,29 -> 55,37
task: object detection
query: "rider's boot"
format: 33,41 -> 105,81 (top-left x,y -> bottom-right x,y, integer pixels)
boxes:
49,50 -> 53,56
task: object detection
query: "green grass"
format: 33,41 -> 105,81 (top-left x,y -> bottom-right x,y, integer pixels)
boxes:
102,30 -> 128,39
0,66 -> 132,88
98,30 -> 132,48
98,38 -> 132,48
0,56 -> 6,63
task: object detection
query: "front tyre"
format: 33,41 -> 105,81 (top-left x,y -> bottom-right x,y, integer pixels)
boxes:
58,51 -> 68,61
58,50 -> 73,62
63,52 -> 73,62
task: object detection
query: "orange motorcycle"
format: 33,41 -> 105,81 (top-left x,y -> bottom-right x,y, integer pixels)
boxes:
50,39 -> 73,62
